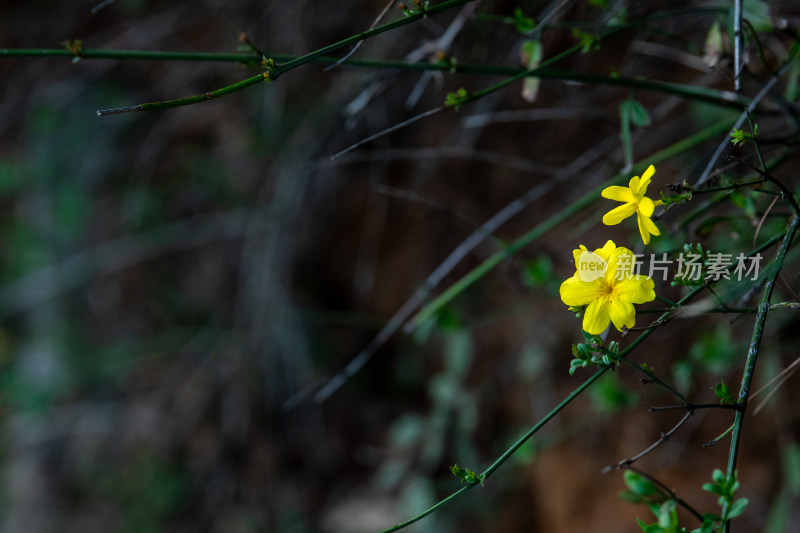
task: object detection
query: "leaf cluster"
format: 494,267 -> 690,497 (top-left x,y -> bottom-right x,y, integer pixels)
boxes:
569,330 -> 620,375
449,463 -> 485,486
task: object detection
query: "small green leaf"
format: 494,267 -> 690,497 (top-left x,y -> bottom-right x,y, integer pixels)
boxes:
624,470 -> 662,498
628,99 -> 651,127
713,380 -> 734,404
449,463 -> 484,486
444,87 -> 470,110
727,497 -> 749,519
512,8 -> 536,34
572,29 -> 600,52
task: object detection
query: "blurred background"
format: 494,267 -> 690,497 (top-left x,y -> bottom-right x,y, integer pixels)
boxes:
1,1 -> 800,532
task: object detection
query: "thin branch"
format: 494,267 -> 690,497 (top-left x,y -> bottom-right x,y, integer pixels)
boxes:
751,355 -> 800,415
734,0 -> 743,92
90,0 -> 118,13
329,107 -> 444,161
603,410 -> 694,473
323,0 -> 396,72
322,146 -> 560,174
94,0 -> 476,115
600,347 -> 687,403
648,403 -> 742,412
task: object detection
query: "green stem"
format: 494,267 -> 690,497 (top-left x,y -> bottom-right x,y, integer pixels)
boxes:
408,120 -> 736,329
95,0 -> 475,114
603,347 -> 687,402
654,294 -> 680,307
692,178 -> 766,195
721,214 -> 799,531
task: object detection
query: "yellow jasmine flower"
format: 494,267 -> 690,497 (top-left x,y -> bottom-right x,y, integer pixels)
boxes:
560,240 -> 655,335
601,164 -> 661,245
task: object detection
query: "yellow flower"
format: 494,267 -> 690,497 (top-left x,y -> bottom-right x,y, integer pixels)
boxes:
601,164 -> 661,245
560,240 -> 655,335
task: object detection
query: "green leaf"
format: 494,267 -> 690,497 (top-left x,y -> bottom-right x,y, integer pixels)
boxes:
742,0 -> 773,32
444,87 -> 470,110
572,29 -> 600,53
624,470 -> 663,498
449,463 -> 485,486
714,380 -> 734,404
512,8 -> 536,34
629,99 -> 652,127
727,497 -> 749,519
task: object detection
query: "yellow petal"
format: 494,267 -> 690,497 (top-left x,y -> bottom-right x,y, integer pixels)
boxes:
637,213 -> 661,245
603,203 -> 637,225
628,176 -> 641,196
609,299 -> 636,331
608,247 -> 636,282
572,245 -> 588,266
597,240 -> 616,261
637,214 -> 651,245
638,196 -> 655,217
638,165 -> 655,194
583,298 -> 611,335
641,214 -> 661,236
601,185 -> 635,203
615,276 -> 655,304
560,277 -> 605,306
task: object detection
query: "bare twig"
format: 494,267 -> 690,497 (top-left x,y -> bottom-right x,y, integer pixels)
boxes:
734,0 -> 743,92
603,411 -> 694,473
751,355 -> 800,415
329,106 -> 445,160
323,146 -> 559,174
90,0 -> 118,14
324,0 -> 397,72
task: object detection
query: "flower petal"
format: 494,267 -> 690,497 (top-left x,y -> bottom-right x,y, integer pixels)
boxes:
603,203 -> 637,225
615,276 -> 655,304
641,214 -> 661,236
572,245 -> 588,266
607,247 -> 636,283
597,240 -> 617,261
609,299 -> 635,331
638,165 -> 656,194
583,298 -> 611,335
638,196 -> 655,217
636,212 -> 661,245
637,214 -> 651,245
560,277 -> 605,306
601,186 -> 635,203
628,176 -> 641,196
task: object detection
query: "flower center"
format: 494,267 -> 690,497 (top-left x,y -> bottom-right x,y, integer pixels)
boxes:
600,280 -> 617,299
